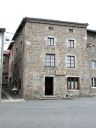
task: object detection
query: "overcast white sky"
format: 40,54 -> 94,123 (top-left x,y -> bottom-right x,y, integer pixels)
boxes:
1,0 -> 96,49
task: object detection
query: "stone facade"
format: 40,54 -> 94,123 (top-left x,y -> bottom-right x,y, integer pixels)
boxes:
87,30 -> 96,95
8,17 -> 96,99
2,51 -> 9,91
0,28 -> 5,100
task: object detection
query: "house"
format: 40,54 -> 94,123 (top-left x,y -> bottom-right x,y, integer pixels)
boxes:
8,17 -> 96,99
8,41 -> 14,94
0,28 -> 5,100
2,50 -> 10,92
87,30 -> 96,95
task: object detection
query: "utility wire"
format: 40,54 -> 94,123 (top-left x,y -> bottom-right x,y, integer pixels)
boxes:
5,31 -> 23,35
5,32 -> 14,34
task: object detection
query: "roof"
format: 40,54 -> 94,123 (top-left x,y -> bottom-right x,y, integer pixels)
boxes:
87,29 -> 96,33
23,17 -> 88,27
3,50 -> 10,55
12,17 -> 88,40
9,17 -> 88,50
8,41 -> 14,50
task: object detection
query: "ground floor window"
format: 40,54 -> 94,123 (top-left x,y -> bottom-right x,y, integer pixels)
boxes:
67,77 -> 79,90
92,77 -> 96,87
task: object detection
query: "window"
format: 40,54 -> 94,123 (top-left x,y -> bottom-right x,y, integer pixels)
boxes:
69,29 -> 73,33
92,77 -> 96,87
47,37 -> 54,46
67,77 -> 79,90
90,47 -> 96,52
48,27 -> 54,30
16,48 -> 17,51
67,55 -> 75,68
5,76 -> 8,79
91,60 -> 96,69
45,54 -> 55,66
67,40 -> 74,48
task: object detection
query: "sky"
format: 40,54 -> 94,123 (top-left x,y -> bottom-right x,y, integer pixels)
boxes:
1,0 -> 96,49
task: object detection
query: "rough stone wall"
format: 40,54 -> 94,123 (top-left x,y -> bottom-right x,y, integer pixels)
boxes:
2,52 -> 9,87
22,22 -> 90,99
87,31 -> 96,95
12,26 -> 25,97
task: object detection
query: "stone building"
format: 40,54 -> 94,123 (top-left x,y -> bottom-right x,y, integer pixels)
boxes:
0,28 -> 5,100
8,41 -> 14,93
2,51 -> 9,92
87,30 -> 96,95
8,17 -> 96,99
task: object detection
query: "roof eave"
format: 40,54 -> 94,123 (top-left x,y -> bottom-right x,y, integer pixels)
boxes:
25,17 -> 88,28
12,18 -> 26,40
7,41 -> 14,50
13,17 -> 88,41
87,29 -> 96,33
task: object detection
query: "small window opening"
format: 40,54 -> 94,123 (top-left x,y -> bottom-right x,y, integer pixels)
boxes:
48,27 -> 54,30
69,29 -> 73,33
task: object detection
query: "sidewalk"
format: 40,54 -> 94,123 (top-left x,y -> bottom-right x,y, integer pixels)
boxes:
1,99 -> 25,102
1,89 -> 25,102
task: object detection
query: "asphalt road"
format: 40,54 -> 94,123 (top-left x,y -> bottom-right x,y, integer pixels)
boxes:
0,97 -> 96,128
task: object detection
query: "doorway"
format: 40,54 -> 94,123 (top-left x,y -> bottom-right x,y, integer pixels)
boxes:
45,77 -> 53,95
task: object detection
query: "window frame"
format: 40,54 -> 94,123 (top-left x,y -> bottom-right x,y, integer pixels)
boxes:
91,60 -> 96,69
90,47 -> 96,52
45,54 -> 55,67
66,55 -> 75,68
92,77 -> 96,88
67,39 -> 75,48
47,37 -> 54,46
67,77 -> 79,90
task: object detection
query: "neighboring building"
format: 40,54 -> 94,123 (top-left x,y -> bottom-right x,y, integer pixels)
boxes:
2,51 -> 10,92
0,28 -> 5,100
8,17 -> 96,99
8,41 -> 14,93
87,30 -> 96,95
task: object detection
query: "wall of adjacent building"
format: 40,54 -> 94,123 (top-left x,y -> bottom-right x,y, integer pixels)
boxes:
8,26 -> 25,97
87,31 -> 96,95
0,31 -> 5,99
2,51 -> 9,91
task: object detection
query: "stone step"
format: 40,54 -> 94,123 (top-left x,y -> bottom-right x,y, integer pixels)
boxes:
40,96 -> 61,100
33,94 -> 71,100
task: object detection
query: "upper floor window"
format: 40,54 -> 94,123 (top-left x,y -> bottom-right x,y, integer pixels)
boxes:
92,77 -> 96,87
69,29 -> 73,33
67,55 -> 75,68
90,47 -> 96,52
48,26 -> 54,30
21,41 -> 22,45
16,47 -> 17,52
47,37 -> 54,46
67,39 -> 74,48
45,54 -> 55,67
91,60 -> 96,69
